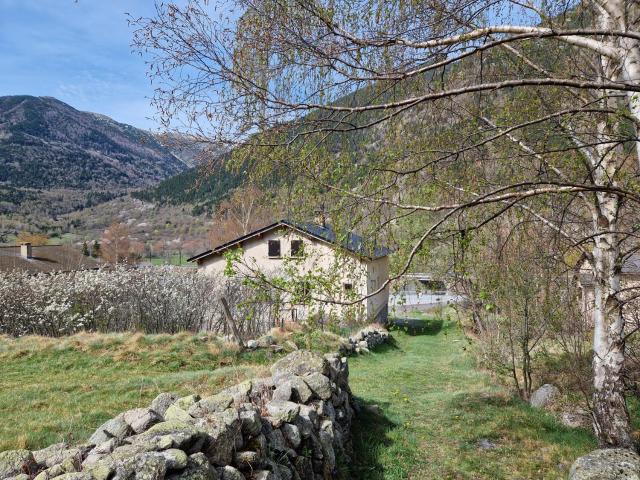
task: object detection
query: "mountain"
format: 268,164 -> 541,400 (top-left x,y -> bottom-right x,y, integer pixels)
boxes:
130,83 -> 403,212
132,159 -> 244,215
0,95 -> 188,192
152,133 -> 212,167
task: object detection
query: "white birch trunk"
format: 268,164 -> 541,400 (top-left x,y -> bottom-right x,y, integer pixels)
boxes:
586,0 -> 637,447
620,15 -> 640,169
590,190 -> 631,447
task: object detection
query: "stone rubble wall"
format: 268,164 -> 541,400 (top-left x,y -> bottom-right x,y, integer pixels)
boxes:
346,325 -> 390,355
244,325 -> 391,357
0,350 -> 354,480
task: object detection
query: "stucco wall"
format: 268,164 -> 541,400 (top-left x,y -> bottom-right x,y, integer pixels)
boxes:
197,226 -> 389,323
579,273 -> 640,325
367,256 -> 390,321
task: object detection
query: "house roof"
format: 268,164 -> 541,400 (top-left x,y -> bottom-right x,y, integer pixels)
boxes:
0,245 -> 103,274
188,219 -> 391,263
622,254 -> 640,274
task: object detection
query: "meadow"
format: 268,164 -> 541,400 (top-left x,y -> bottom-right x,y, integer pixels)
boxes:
0,327 -> 347,450
0,319 -> 598,479
348,319 -> 597,479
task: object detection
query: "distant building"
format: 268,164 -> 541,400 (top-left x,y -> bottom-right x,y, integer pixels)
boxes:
188,220 -> 391,323
577,253 -> 640,319
0,243 -> 102,274
389,273 -> 463,314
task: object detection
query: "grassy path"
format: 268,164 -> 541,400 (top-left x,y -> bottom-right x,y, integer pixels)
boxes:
347,320 -> 596,479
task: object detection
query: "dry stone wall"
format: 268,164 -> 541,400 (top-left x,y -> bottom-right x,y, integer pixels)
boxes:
245,325 -> 391,357
346,325 -> 390,355
0,350 -> 354,480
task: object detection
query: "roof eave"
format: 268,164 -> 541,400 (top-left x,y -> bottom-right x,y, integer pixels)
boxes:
187,250 -> 213,263
187,219 -> 391,263
187,221 -> 286,263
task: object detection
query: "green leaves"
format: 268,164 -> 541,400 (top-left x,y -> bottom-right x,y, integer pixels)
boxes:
223,247 -> 244,277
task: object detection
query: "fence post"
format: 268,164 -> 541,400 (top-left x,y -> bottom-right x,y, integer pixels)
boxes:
220,297 -> 244,348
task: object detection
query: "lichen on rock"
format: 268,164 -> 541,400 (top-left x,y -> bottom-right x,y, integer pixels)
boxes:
569,448 -> 640,480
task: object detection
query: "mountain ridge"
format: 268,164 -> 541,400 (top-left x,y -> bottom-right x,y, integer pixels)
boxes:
0,95 -> 188,191
0,94 -> 200,226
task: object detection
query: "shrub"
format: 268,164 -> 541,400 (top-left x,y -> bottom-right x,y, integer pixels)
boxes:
0,266 -> 275,337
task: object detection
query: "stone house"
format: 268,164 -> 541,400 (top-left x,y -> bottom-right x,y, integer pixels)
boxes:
188,220 -> 391,323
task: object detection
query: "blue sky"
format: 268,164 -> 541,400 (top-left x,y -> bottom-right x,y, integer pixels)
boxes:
0,1 -> 166,129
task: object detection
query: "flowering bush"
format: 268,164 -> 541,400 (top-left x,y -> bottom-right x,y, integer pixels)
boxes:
0,266 -> 275,337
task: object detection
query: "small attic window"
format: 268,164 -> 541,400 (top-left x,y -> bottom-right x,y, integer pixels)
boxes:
291,240 -> 304,257
268,240 -> 281,258
343,282 -> 353,291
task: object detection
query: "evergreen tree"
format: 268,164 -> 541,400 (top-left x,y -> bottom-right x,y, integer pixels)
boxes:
82,241 -> 89,257
92,240 -> 101,258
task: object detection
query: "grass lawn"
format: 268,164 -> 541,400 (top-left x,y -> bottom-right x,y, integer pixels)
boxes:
0,326 -> 348,452
0,319 -> 597,479
348,318 -> 597,480
148,254 -> 195,266
0,332 -> 283,451
48,233 -> 78,245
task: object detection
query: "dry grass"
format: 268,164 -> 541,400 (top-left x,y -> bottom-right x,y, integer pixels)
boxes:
0,331 -> 242,362
0,332 -> 272,451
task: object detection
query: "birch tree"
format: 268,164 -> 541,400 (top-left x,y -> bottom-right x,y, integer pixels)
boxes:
132,0 -> 640,447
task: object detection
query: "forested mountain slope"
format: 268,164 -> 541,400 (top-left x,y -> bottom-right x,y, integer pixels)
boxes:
0,95 -> 187,191
132,160 -> 244,215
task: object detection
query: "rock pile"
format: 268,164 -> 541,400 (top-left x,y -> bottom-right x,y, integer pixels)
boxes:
245,335 -> 298,354
0,350 -> 354,480
346,325 -> 390,354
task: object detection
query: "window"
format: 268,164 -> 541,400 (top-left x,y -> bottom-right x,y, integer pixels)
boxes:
291,240 -> 304,257
343,282 -> 353,291
268,240 -> 281,258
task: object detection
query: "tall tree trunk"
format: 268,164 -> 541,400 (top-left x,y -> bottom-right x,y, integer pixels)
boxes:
589,0 -> 636,446
591,191 -> 632,447
622,33 -> 640,169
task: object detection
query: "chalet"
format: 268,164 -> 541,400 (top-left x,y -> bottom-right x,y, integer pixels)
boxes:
188,220 -> 391,323
0,243 -> 102,274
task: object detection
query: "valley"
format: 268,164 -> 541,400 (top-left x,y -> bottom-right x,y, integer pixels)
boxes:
0,95 -> 233,257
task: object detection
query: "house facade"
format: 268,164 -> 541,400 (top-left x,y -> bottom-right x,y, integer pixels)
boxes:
188,220 -> 390,324
577,253 -> 640,321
